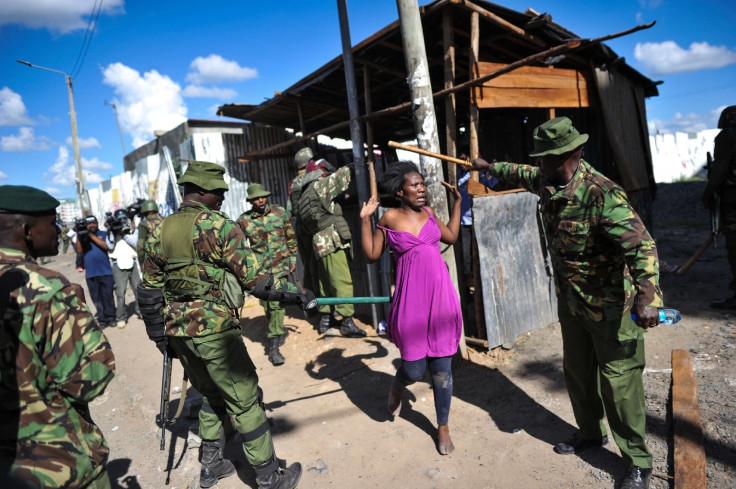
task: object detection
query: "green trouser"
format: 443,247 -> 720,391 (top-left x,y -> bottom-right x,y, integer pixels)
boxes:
558,303 -> 652,469
85,470 -> 111,489
260,299 -> 285,339
317,248 -> 354,317
721,194 -> 736,291
169,329 -> 273,466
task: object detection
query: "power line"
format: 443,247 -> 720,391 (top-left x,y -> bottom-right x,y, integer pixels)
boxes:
70,0 -> 104,79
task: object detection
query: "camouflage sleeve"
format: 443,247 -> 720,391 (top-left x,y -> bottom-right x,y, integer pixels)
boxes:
283,209 -> 298,267
315,166 -> 352,201
489,162 -> 542,193
599,187 -> 664,308
142,223 -> 165,288
44,284 -> 116,403
217,217 -> 264,290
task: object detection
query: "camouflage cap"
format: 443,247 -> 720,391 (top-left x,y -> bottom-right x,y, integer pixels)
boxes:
178,161 -> 229,191
246,183 -> 271,200
0,185 -> 59,215
294,147 -> 313,170
529,117 -> 588,157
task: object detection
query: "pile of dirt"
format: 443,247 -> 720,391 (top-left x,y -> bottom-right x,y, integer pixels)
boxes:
38,179 -> 735,489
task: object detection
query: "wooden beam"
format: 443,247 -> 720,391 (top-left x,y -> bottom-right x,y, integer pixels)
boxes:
672,349 -> 707,489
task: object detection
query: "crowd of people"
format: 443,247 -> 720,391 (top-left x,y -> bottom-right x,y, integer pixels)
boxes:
3,111 -> 734,489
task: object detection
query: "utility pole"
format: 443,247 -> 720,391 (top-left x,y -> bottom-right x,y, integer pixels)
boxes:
336,0 -> 381,329
395,0 -> 466,357
17,60 -> 88,216
104,100 -> 126,156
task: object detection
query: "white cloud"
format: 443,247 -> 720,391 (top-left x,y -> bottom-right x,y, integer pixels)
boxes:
181,85 -> 238,100
0,171 -> 8,180
101,62 -> 187,148
648,109 -> 721,135
0,127 -> 52,151
43,146 -> 111,187
634,41 -> 736,76
186,55 -> 258,84
0,0 -> 125,33
66,136 -> 102,149
0,87 -> 33,126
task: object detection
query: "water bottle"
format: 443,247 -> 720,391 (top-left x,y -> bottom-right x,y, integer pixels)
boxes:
378,320 -> 387,336
631,308 -> 681,324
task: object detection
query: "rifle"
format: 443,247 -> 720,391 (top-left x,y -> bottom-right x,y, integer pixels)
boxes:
156,340 -> 172,451
707,152 -> 720,249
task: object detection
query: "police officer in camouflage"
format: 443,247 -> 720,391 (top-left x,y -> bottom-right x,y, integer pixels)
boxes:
237,183 -> 298,366
138,162 -> 316,489
136,199 -> 162,264
0,185 -> 116,489
297,158 -> 366,337
473,117 -> 663,489
703,106 -> 736,309
288,147 -> 319,296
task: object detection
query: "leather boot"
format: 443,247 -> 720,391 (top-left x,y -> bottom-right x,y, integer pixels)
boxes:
268,337 -> 285,366
200,439 -> 236,488
339,317 -> 366,338
254,456 -> 302,489
318,314 -> 331,334
279,329 -> 289,346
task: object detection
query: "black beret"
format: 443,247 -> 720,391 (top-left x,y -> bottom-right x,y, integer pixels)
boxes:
0,185 -> 60,215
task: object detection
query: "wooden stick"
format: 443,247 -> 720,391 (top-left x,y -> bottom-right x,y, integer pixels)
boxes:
675,235 -> 713,275
388,140 -> 473,167
672,349 -> 707,488
368,160 -> 378,199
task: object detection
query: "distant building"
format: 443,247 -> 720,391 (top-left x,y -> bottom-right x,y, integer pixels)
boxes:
649,129 -> 719,183
57,198 -> 80,223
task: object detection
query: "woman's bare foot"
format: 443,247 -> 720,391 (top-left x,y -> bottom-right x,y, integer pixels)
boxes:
437,425 -> 455,455
387,385 -> 402,417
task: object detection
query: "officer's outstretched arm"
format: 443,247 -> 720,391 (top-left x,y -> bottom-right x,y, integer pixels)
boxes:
250,275 -> 317,313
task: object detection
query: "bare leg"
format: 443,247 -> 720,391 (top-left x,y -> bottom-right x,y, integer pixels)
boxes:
437,424 -> 455,455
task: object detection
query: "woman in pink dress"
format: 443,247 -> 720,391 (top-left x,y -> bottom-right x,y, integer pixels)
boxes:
360,161 -> 462,455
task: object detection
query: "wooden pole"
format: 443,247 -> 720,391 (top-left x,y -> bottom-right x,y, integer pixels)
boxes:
396,0 -> 466,358
672,349 -> 707,488
676,235 -> 714,275
388,141 -> 472,166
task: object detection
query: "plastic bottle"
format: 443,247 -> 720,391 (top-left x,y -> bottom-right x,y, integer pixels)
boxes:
378,320 -> 387,336
631,308 -> 681,324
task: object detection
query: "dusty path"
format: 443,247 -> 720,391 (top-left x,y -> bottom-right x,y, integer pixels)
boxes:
45,181 -> 734,489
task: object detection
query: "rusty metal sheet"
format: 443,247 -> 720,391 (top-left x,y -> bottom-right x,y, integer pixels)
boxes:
472,191 -> 557,348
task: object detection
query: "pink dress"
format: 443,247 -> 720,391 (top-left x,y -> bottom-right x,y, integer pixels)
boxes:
378,208 -> 462,361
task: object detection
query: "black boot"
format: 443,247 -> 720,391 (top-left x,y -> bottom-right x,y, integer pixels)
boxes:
339,317 -> 366,338
279,329 -> 289,346
254,456 -> 302,489
268,337 -> 285,366
319,314 -> 331,334
200,439 -> 236,488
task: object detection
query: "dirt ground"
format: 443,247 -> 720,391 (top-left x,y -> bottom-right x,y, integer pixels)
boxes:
43,180 -> 734,489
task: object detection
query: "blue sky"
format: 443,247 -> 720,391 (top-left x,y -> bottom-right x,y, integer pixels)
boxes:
1,0 -> 734,199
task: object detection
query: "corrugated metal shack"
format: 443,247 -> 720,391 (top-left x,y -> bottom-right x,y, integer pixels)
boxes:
217,0 -> 660,348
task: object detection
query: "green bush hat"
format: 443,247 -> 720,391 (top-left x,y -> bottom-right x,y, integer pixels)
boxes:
246,183 -> 271,200
0,185 -> 59,215
529,117 -> 589,157
294,147 -> 313,170
178,161 -> 229,191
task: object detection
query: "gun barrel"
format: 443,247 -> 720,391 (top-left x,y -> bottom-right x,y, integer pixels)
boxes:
158,346 -> 172,451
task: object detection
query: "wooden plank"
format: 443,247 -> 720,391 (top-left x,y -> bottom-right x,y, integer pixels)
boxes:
474,62 -> 592,108
671,349 -> 708,489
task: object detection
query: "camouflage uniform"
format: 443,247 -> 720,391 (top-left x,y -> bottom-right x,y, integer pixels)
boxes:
136,213 -> 163,264
298,166 -> 355,319
142,200 -> 275,467
237,203 -> 297,339
487,159 -> 663,469
0,248 -> 116,488
289,171 -> 319,294
703,115 -> 736,299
